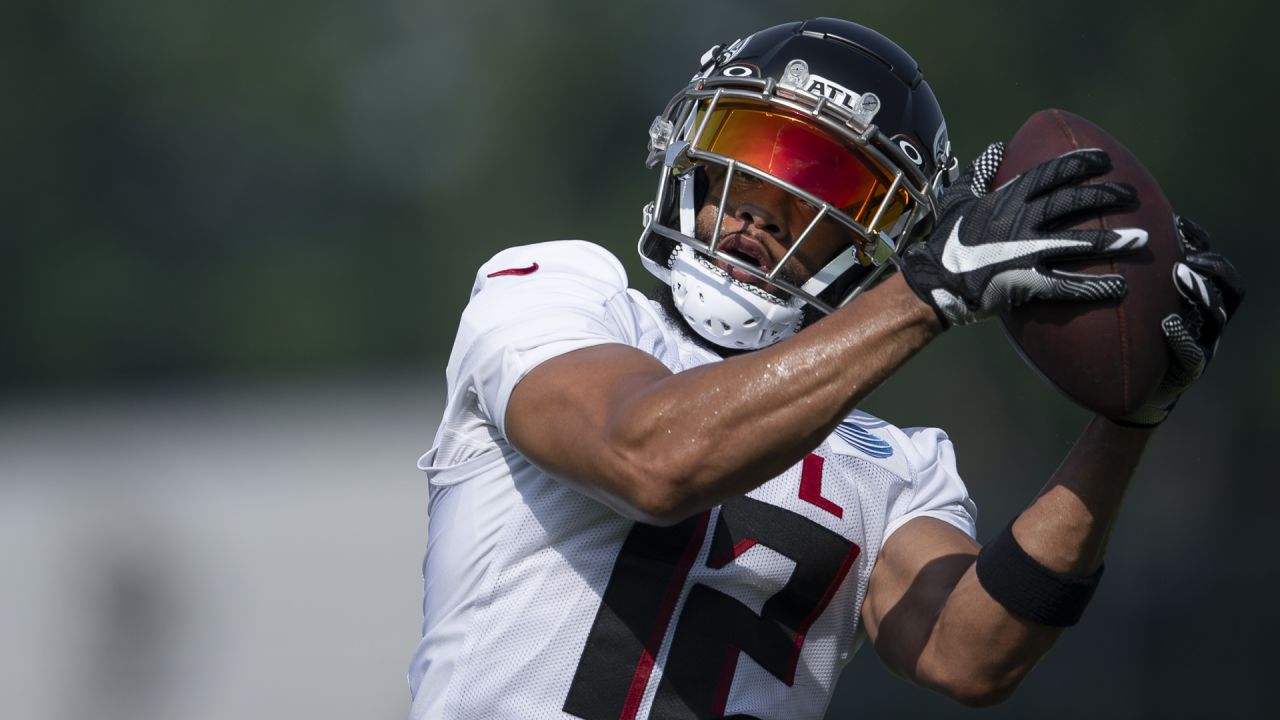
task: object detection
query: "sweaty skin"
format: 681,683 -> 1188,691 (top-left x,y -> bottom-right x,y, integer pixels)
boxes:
505,173 -> 1152,706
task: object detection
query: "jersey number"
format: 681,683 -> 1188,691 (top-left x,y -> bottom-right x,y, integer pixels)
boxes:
563,491 -> 860,720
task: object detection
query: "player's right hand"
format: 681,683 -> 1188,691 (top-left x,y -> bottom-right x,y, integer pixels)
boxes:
900,143 -> 1146,329
1117,216 -> 1245,427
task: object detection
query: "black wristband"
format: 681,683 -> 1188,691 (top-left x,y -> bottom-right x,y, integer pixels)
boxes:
975,522 -> 1104,627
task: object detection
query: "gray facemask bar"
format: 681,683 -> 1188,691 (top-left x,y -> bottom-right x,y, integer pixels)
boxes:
640,75 -> 951,315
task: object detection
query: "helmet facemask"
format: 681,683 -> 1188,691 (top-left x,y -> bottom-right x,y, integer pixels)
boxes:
639,41 -> 954,351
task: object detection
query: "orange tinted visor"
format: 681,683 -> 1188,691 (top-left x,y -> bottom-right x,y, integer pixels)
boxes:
693,104 -> 909,230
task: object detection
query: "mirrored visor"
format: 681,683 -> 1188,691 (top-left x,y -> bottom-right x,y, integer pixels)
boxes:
691,103 -> 910,231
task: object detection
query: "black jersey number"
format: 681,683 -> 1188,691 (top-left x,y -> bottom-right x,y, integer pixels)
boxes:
563,495 -> 860,720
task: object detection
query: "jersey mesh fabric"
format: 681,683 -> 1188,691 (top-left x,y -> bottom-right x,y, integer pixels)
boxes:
446,474 -> 631,719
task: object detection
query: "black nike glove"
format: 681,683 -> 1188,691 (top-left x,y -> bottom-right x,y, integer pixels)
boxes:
901,142 -> 1147,328
1117,216 -> 1245,427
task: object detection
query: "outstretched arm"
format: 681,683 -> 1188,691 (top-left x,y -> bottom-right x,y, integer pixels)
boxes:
862,417 -> 1149,707
863,214 -> 1242,706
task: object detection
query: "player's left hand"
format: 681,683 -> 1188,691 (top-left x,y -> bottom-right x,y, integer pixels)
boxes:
1118,216 -> 1245,427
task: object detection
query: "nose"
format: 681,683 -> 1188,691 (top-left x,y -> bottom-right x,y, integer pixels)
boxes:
731,201 -> 786,241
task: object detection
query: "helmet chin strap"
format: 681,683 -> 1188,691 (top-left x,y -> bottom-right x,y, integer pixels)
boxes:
677,171 -> 698,237
669,244 -> 804,351
800,249 -> 858,298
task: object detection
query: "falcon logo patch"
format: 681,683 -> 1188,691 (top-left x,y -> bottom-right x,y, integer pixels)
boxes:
833,421 -> 893,458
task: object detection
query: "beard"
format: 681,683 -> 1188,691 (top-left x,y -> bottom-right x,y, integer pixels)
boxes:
648,281 -> 737,358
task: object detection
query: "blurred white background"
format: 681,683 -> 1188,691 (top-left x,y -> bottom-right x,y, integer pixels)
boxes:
1,378 -> 440,720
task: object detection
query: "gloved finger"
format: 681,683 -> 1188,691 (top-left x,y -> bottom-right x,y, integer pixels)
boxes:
1011,148 -> 1113,200
1174,263 -> 1228,354
966,142 -> 1005,197
985,267 -> 1126,308
1184,250 -> 1244,318
1033,181 -> 1139,230
1015,227 -> 1148,265
1040,267 -> 1128,302
936,171 -> 980,213
1175,215 -> 1212,252
1161,313 -> 1208,380
1174,263 -> 1226,321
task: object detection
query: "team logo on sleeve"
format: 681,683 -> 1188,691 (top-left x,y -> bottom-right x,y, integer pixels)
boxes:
833,421 -> 893,458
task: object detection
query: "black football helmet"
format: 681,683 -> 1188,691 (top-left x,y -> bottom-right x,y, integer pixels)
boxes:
639,18 -> 957,349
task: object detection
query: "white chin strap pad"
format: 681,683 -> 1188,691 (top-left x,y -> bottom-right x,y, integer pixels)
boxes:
669,244 -> 804,350
677,171 -> 698,237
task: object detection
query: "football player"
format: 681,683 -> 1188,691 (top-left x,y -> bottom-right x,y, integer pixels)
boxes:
407,18 -> 1242,720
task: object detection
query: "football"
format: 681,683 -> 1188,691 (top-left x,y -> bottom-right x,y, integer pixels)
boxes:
996,109 -> 1183,420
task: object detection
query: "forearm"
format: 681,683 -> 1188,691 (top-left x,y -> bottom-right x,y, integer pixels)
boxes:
925,416 -> 1153,701
610,273 -> 939,514
1012,415 -> 1152,573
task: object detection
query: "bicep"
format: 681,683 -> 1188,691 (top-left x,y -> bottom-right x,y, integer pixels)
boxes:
861,516 -> 979,682
505,343 -> 675,519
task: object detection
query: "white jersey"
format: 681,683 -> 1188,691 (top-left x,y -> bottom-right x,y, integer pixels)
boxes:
407,241 -> 976,720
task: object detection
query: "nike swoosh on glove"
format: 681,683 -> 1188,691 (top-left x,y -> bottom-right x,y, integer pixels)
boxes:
1117,216 -> 1244,427
901,142 -> 1148,328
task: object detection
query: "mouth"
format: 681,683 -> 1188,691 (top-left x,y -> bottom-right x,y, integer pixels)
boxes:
714,234 -> 773,283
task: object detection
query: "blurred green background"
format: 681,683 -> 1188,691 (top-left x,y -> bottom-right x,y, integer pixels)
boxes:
7,0 -> 1275,390
3,0 -> 1278,718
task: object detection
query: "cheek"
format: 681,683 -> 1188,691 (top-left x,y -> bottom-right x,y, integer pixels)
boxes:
694,204 -> 722,237
793,229 -> 857,276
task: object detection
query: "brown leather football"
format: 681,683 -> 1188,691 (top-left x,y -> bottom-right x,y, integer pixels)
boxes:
996,109 -> 1182,420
